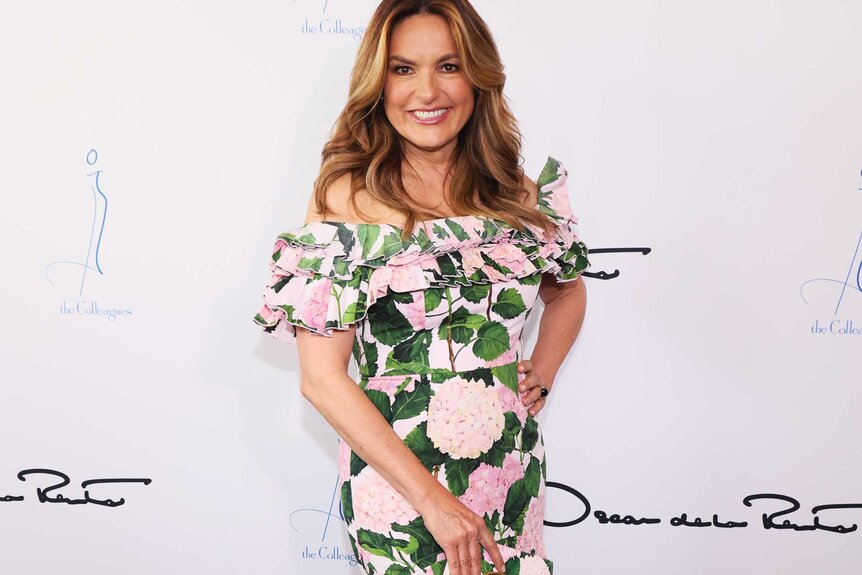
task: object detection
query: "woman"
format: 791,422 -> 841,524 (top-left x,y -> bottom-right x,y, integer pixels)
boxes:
255,1 -> 589,574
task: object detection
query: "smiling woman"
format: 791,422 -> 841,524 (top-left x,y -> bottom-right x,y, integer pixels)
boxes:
254,2 -> 591,575
383,16 -> 475,154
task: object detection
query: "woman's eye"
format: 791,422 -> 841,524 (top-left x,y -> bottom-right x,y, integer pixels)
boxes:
441,63 -> 460,73
393,65 -> 412,75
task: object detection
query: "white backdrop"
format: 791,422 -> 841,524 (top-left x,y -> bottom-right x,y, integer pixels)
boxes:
2,0 -> 861,573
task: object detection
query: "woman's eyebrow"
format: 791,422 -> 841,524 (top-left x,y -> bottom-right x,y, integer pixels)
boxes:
388,53 -> 459,65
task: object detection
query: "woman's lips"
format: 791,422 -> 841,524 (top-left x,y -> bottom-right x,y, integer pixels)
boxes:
408,107 -> 452,125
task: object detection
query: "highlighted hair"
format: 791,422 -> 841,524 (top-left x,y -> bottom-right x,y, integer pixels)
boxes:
313,0 -> 554,238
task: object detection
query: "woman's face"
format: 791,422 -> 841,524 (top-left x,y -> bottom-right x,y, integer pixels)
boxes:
383,14 -> 475,156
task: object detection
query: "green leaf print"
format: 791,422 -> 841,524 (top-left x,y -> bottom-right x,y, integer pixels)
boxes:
437,306 -> 472,345
357,529 -> 397,560
384,565 -> 412,575
390,384 -> 431,423
444,458 -> 480,496
445,219 -> 470,241
403,422 -> 446,471
391,330 -> 432,366
521,416 -> 539,452
504,557 -> 522,575
424,288 -> 443,313
491,363 -> 518,394
431,223 -> 449,240
358,224 -> 381,260
472,321 -> 510,360
366,389 -> 392,421
392,517 -> 443,569
389,291 -> 416,304
436,254 -> 458,278
358,338 -> 379,378
523,457 -> 541,498
341,480 -> 354,523
333,258 -> 350,277
492,288 -> 527,319
335,224 -> 356,255
298,256 -> 323,272
370,297 -> 415,346
461,284 -> 490,303
537,156 -> 561,189
295,232 -> 316,245
350,451 -> 367,476
343,301 -> 366,324
519,271 -> 542,286
502,477 -> 530,532
381,231 -> 403,257
479,427 -> 516,467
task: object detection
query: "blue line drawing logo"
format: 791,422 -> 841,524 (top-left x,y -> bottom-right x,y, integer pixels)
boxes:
800,168 -> 862,336
800,231 -> 862,315
45,149 -> 108,296
287,441 -> 358,566
45,149 -> 133,321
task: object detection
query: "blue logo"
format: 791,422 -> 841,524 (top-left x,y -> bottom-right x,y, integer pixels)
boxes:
800,168 -> 862,336
45,149 -> 133,321
288,440 -> 358,566
294,0 -> 366,41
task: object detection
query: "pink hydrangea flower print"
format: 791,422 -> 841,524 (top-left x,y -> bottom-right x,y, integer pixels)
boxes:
366,375 -> 417,397
299,277 -> 332,331
338,439 -> 351,482
519,555 -> 552,575
427,378 -> 504,459
272,242 -> 303,274
517,482 -> 547,556
369,265 -> 428,300
486,242 -> 528,276
496,384 -> 529,423
542,167 -> 572,221
460,247 -> 486,276
402,292 -> 426,330
459,452 -> 524,516
351,467 -> 419,533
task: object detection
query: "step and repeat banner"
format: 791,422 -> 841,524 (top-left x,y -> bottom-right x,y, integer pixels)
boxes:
2,1 -> 860,573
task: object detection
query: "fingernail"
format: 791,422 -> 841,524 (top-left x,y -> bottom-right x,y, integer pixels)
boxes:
519,385 -> 525,392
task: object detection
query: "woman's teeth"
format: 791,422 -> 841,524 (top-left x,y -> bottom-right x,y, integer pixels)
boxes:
412,108 -> 448,120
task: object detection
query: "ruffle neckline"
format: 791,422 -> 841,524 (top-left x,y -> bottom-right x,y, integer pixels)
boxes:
255,156 -> 589,340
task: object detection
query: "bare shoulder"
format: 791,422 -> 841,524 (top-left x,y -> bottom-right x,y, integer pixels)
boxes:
304,173 -> 354,224
521,172 -> 539,207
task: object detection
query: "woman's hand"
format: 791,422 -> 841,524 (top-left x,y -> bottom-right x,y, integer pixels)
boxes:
419,489 -> 505,575
517,359 -> 550,417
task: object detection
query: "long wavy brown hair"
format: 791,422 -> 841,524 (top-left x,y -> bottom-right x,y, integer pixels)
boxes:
313,0 -> 555,238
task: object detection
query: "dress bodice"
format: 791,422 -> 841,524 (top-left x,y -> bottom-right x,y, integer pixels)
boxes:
254,156 -> 590,361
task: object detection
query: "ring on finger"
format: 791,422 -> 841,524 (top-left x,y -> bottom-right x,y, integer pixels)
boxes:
540,386 -> 549,398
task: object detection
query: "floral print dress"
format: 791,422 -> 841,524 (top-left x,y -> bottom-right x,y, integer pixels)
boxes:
254,157 -> 590,575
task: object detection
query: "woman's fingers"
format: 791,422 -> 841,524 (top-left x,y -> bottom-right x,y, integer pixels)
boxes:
456,535 -> 475,575
517,366 -> 550,415
479,524 -> 505,573
468,535 -> 485,575
443,544 -> 462,575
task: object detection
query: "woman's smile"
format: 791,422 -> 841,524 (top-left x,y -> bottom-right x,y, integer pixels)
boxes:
408,107 -> 453,124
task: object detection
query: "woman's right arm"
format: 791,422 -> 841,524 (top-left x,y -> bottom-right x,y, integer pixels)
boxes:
296,328 -> 506,575
297,182 -> 504,575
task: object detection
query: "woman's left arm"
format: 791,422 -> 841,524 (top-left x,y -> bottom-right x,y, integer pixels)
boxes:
518,274 -> 587,415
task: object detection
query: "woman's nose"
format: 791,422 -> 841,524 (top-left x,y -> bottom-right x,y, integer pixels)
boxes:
415,71 -> 439,101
